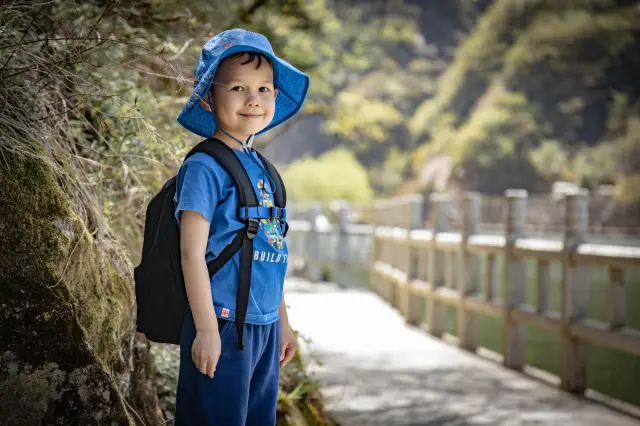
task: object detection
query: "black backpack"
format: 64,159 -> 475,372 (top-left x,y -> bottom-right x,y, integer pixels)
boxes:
134,138 -> 287,349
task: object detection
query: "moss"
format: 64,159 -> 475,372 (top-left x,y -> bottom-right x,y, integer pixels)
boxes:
0,141 -> 157,425
63,225 -> 135,377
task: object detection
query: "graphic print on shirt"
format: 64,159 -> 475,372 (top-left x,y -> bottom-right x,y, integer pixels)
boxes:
257,179 -> 285,250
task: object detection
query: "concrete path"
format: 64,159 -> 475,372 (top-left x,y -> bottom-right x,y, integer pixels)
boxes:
284,277 -> 640,426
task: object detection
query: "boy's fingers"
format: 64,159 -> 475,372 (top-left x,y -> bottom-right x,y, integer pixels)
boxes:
285,345 -> 296,362
206,357 -> 216,378
280,344 -> 296,367
199,358 -> 209,376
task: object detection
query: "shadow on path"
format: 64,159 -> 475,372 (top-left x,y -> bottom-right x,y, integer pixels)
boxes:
310,351 -> 601,426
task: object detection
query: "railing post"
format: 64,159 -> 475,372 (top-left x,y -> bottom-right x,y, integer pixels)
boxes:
369,202 -> 380,295
401,195 -> 424,325
560,190 -> 589,393
306,203 -> 322,282
337,205 -> 350,289
370,201 -> 388,298
389,202 -> 399,308
427,193 -> 449,337
502,189 -> 527,371
608,267 -> 626,330
458,192 -> 480,351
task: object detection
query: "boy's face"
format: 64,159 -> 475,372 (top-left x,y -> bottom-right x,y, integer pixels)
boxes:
211,53 -> 278,139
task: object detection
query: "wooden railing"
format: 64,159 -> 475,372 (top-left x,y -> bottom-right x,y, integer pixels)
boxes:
286,190 -> 640,396
288,192 -> 640,236
447,193 -> 640,236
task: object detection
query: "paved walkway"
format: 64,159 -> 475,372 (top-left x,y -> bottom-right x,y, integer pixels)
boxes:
284,277 -> 640,426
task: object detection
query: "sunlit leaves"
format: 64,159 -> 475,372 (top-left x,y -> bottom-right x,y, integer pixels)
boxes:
529,140 -> 570,181
281,148 -> 373,203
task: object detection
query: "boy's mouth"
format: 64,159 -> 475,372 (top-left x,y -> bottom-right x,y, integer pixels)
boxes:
239,113 -> 263,118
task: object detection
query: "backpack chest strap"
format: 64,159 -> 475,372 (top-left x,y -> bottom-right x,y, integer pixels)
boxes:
238,206 -> 286,220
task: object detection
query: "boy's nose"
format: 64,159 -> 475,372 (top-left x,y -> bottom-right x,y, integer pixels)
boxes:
245,93 -> 260,107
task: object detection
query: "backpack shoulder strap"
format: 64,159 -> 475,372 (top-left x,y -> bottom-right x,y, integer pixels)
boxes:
254,150 -> 286,208
185,138 -> 259,208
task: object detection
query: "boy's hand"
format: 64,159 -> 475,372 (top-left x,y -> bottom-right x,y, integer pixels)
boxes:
192,330 -> 222,378
279,321 -> 297,368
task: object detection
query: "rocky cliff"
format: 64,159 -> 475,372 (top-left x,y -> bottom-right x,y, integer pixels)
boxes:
0,141 -> 162,424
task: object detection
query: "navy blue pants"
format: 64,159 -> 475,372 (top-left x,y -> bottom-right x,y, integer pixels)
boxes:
174,311 -> 280,426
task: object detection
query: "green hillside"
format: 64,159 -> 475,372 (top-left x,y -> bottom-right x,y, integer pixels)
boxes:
408,0 -> 640,201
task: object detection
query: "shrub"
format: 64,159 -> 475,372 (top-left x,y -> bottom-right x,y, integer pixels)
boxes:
282,148 -> 373,203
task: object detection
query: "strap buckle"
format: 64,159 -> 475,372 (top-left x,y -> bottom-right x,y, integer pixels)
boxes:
246,218 -> 260,239
270,206 -> 286,219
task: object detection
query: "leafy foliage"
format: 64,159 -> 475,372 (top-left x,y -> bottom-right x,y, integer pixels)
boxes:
529,140 -> 570,182
286,0 -> 450,191
282,148 -> 373,203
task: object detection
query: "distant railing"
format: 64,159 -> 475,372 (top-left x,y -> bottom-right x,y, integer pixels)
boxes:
287,191 -> 640,237
447,193 -> 640,236
286,204 -> 372,288
286,190 -> 640,398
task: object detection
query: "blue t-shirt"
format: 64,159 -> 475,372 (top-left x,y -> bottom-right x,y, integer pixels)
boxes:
173,149 -> 288,325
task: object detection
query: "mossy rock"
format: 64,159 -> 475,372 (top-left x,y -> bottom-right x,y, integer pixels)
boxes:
0,142 -> 162,425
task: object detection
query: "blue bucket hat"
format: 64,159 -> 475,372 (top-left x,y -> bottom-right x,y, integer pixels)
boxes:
177,28 -> 310,138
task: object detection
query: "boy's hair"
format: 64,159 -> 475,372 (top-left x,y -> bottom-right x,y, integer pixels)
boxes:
232,51 -> 273,70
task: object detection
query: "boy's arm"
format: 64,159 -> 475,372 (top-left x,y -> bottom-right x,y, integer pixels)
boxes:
279,295 -> 290,326
278,293 -> 298,368
180,210 -> 217,333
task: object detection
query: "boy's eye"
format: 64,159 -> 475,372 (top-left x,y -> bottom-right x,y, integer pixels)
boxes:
229,86 -> 272,92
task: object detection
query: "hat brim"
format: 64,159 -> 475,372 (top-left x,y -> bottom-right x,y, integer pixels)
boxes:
177,44 -> 309,138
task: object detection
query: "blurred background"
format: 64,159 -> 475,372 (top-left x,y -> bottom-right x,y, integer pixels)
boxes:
1,0 -> 639,425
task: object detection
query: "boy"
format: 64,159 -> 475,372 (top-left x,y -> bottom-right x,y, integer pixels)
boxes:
172,29 -> 309,425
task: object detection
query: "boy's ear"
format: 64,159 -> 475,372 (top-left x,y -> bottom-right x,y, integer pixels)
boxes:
274,88 -> 278,99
